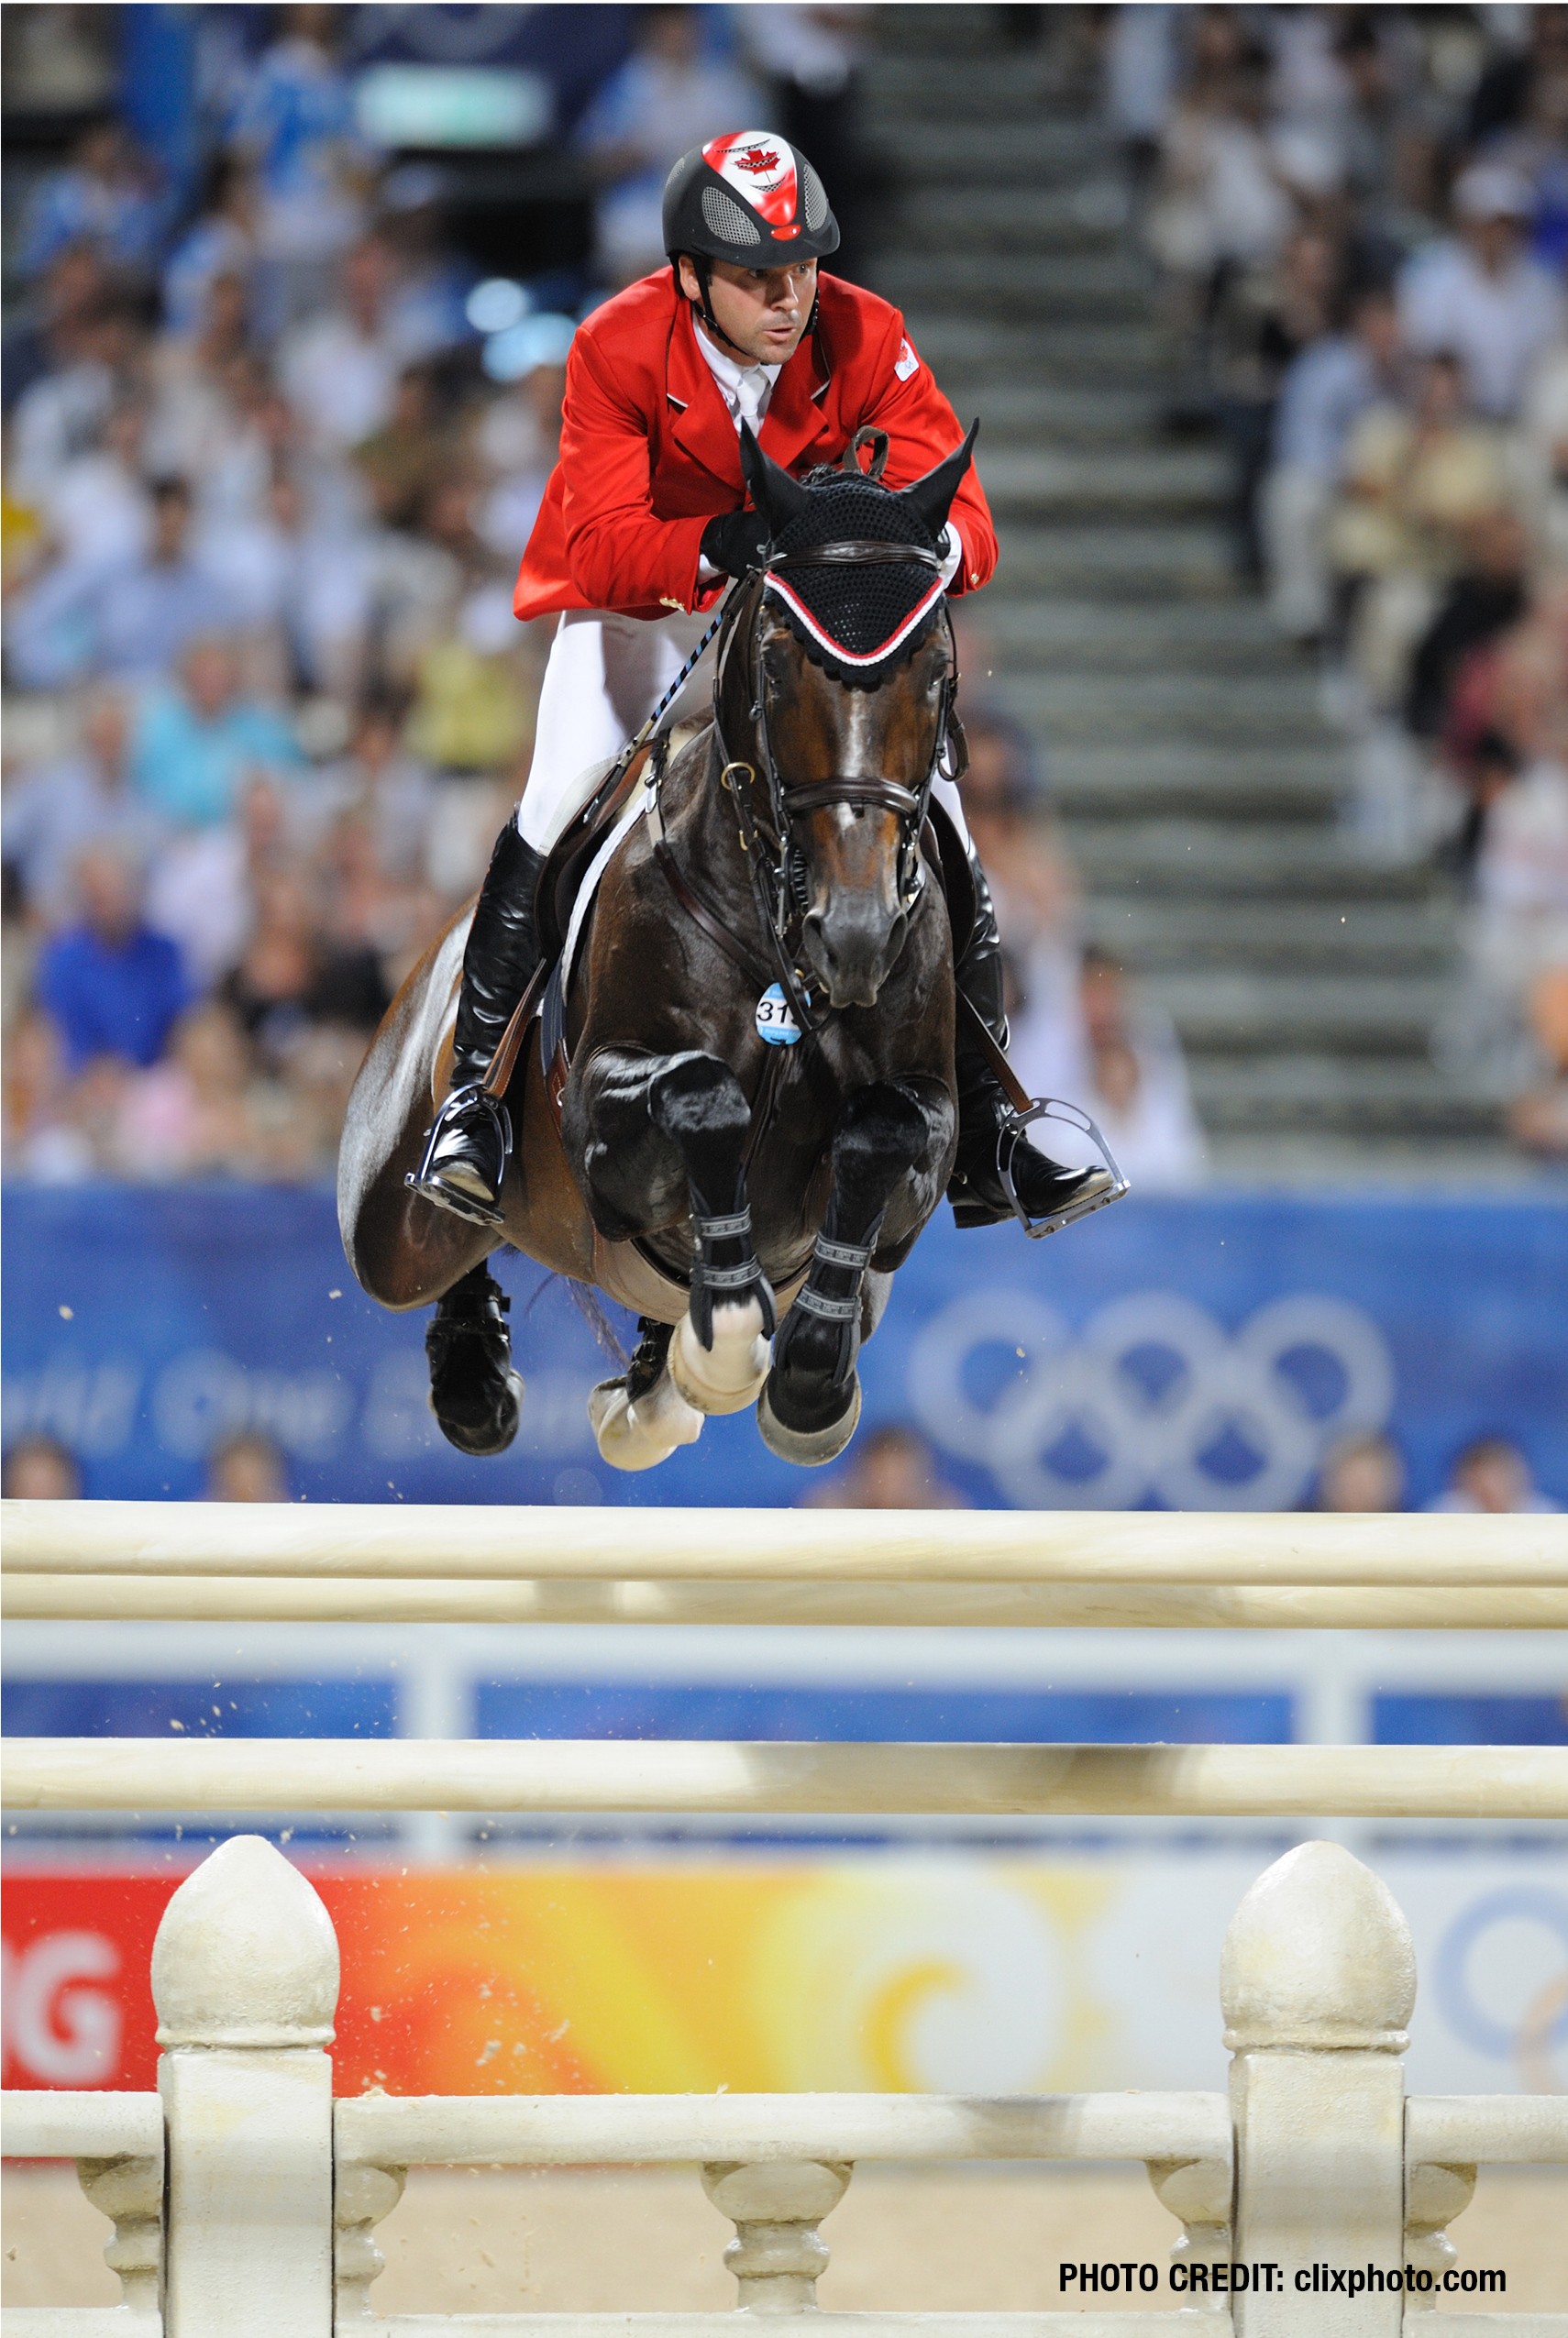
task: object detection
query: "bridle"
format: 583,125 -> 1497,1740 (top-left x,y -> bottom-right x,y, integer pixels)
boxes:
701,526 -> 966,1039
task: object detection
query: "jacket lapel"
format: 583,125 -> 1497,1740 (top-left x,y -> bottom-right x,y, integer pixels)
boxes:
665,298 -> 835,491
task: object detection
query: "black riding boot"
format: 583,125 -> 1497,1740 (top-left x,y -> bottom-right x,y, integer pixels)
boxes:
947,855 -> 1113,1230
408,818 -> 547,1230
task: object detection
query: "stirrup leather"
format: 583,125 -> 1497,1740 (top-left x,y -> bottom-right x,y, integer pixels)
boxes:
996,1097 -> 1130,1240
405,1082 -> 513,1233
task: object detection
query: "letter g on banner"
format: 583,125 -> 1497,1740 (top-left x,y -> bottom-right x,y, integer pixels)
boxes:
907,1289 -> 1395,1510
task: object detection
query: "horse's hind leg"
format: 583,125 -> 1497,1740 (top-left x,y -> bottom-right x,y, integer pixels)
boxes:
425,1261 -> 524,1457
572,1047 -> 776,1452
759,1080 -> 933,1466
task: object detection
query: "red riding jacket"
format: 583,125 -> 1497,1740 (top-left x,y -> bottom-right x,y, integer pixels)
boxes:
513,269 -> 997,624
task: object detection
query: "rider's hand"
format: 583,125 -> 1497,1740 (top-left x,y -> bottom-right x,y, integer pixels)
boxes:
701,508 -> 772,579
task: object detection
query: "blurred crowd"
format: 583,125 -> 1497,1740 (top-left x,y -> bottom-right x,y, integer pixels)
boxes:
1,3 -> 876,1187
1115,3 -> 1568,1156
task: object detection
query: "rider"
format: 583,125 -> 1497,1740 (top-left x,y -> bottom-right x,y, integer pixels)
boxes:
415,130 -> 1110,1232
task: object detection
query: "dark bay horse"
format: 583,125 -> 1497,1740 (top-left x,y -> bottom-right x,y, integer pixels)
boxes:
337,427 -> 979,1472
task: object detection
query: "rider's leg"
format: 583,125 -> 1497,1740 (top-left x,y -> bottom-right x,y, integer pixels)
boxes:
412,613 -> 707,1224
930,776 -> 1113,1230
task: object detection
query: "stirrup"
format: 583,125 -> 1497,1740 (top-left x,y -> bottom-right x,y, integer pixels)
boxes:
997,1097 -> 1130,1240
404,1083 -> 513,1234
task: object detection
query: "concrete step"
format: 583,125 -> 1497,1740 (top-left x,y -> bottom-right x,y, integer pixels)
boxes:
1049,752 -> 1341,824
885,314 -> 1165,383
980,524 -> 1236,595
1081,898 -> 1460,976
1189,1059 -> 1503,1140
1003,670 -> 1321,744
874,251 -> 1151,325
979,445 -> 1226,518
1207,1133 -> 1539,1185
941,381 -> 1167,447
985,599 -> 1288,670
889,182 -> 1131,254
1064,822 -> 1437,898
1159,974 -> 1451,1054
862,118 -> 1110,182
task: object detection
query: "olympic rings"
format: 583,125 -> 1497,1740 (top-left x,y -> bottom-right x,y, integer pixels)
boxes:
1434,1887 -> 1568,2065
906,1288 -> 1397,1511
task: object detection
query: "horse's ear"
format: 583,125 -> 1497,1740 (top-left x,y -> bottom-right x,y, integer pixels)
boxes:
900,419 -> 979,541
738,421 -> 812,535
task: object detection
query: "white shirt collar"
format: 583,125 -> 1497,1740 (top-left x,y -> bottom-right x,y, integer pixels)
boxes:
692,321 -> 780,433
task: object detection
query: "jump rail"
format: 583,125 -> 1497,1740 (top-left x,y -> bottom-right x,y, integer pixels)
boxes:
5,1499 -> 1562,1585
8,1573 -> 1565,1629
4,1834 -> 1565,2337
6,1737 -> 1567,1818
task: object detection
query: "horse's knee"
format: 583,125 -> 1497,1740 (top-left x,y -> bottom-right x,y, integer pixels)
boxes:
648,1053 -> 750,1175
828,1081 -> 933,1230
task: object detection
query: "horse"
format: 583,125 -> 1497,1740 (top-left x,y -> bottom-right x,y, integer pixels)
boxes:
337,424 -> 986,1474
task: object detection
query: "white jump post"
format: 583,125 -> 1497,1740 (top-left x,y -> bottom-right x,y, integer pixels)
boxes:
1222,1840 -> 1414,2332
151,1835 -> 337,2337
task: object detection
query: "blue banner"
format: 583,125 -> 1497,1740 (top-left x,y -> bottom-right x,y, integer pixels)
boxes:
3,1185 -> 1564,1511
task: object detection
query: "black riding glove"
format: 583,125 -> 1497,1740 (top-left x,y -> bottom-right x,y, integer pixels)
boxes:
701,507 -> 772,579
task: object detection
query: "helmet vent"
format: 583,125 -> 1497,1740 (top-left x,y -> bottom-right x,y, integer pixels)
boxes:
701,186 -> 763,247
801,162 -> 829,231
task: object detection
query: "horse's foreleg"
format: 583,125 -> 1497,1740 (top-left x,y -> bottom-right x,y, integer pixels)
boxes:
574,1048 -> 775,1462
759,1079 -> 939,1466
425,1261 -> 525,1456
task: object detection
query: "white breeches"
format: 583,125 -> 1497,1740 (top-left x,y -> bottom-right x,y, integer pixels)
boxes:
513,606 -> 970,855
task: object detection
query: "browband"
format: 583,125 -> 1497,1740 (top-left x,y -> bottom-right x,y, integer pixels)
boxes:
768,540 -> 942,571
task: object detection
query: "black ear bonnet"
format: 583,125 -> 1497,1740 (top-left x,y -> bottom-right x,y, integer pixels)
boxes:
766,473 -> 945,687
737,421 -> 978,689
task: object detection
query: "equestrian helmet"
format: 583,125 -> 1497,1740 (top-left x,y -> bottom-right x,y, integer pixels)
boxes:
662,132 -> 840,270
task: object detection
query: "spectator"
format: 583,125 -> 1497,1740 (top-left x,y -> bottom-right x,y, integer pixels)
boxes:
473,325 -> 572,560
17,116 -> 167,284
1405,510 -> 1531,744
205,1429 -> 289,1503
39,396 -> 152,579
2,1009 -> 97,1184
15,475 -> 244,688
1518,332 -> 1568,571
1264,284 -> 1401,645
143,268 -> 257,495
2,1436 -> 83,1500
1428,1436 -> 1561,1514
225,4 -> 370,331
739,6 -> 872,277
1313,1429 -> 1406,1512
217,865 -> 389,1072
1328,352 -> 1508,712
130,636 -> 303,833
1070,949 -> 1209,1192
7,284 -> 143,505
805,1423 -> 966,1509
200,469 -> 375,701
575,6 -> 765,286
3,689 -> 166,929
112,1001 -> 274,1182
161,153 -> 261,339
2,240 -> 110,420
1398,164 -> 1564,422
353,361 -> 451,530
278,236 -> 401,453
376,162 -> 475,361
1508,965 -> 1568,1159
318,694 -> 436,884
34,844 -> 189,1073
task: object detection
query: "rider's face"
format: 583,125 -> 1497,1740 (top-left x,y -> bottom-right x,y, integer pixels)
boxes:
680,256 -> 817,365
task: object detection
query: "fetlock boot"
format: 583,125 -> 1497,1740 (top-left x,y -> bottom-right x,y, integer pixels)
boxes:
947,855 -> 1114,1230
408,819 -> 547,1230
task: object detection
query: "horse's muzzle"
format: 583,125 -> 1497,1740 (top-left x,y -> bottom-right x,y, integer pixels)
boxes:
801,902 -> 910,1009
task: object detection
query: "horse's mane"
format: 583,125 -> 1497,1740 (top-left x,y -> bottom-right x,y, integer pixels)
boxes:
761,462 -> 946,689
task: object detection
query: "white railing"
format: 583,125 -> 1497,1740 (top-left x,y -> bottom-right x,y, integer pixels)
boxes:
4,1832 -> 1566,2337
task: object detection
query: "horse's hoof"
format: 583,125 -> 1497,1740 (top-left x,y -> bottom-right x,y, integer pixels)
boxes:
430,1367 -> 524,1457
589,1371 -> 703,1472
668,1303 -> 771,1417
756,1372 -> 861,1467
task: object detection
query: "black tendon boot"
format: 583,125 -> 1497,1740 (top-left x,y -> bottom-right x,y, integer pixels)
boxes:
425,1263 -> 524,1455
948,856 -> 1116,1231
408,819 -> 547,1230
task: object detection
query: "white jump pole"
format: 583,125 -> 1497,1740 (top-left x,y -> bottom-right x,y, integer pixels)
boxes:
6,1571 -> 1564,1630
3,1499 -> 1561,1586
6,1738 -> 1565,1818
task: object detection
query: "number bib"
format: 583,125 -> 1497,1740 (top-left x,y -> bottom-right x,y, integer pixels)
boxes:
755,983 -> 802,1047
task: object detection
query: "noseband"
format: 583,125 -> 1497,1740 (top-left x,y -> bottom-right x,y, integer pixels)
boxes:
705,539 -> 966,1033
